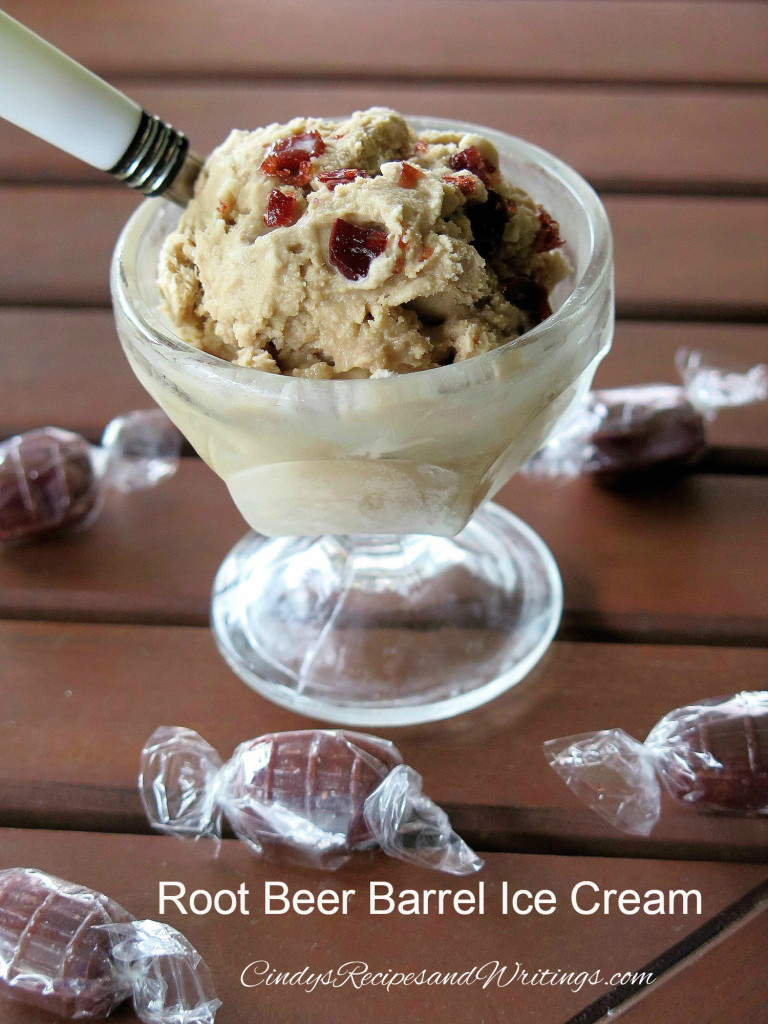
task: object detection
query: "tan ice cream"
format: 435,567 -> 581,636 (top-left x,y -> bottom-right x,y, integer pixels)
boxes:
115,113 -> 611,536
158,107 -> 570,379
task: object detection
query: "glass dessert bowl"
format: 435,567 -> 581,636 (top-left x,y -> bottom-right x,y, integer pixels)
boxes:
111,118 -> 614,725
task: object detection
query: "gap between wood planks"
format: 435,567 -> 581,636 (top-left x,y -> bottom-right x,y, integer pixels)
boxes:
563,877 -> 768,1024
70,72 -> 768,91
0,600 -> 765,648
7,0 -> 768,85
1,780 -> 766,865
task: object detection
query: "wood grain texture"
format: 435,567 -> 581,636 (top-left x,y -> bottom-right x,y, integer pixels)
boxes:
1,621 -> 766,859
2,188 -> 767,315
614,902 -> 768,1024
501,474 -> 768,644
3,83 -> 766,194
4,1 -> 767,83
0,828 -> 765,1024
2,311 -> 765,451
0,309 -> 148,439
0,463 -> 764,642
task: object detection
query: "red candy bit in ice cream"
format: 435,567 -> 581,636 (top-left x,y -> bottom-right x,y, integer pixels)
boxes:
442,173 -> 477,197
263,189 -> 300,227
411,139 -> 428,155
329,218 -> 389,281
216,197 -> 234,223
398,162 -> 423,188
260,131 -> 326,186
533,207 -> 564,253
503,274 -> 552,326
448,146 -> 496,186
317,168 -> 369,190
394,236 -> 408,273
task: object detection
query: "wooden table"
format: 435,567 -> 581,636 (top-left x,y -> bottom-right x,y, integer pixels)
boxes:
1,3 -> 766,1022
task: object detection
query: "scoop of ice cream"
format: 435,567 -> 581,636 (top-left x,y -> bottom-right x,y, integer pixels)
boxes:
158,107 -> 570,379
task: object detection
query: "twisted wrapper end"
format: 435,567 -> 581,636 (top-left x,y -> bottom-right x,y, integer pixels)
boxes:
98,410 -> 182,494
676,348 -> 768,418
139,727 -> 223,848
544,729 -> 661,836
363,764 -> 483,875
99,920 -> 220,1024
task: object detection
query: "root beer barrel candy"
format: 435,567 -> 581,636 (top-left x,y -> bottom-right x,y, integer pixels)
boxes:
0,411 -> 181,544
140,727 -> 482,874
0,868 -> 220,1022
0,868 -> 132,1018
544,691 -> 768,836
0,428 -> 100,542
523,349 -> 767,484
588,386 -> 707,483
221,730 -> 402,860
648,693 -> 768,813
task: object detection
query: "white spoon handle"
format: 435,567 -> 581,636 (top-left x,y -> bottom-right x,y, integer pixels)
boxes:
0,10 -> 200,202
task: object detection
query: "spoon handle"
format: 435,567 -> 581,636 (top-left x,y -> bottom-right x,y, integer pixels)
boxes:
0,10 -> 200,204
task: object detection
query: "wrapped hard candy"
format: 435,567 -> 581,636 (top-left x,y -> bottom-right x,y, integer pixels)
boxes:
0,410 -> 181,543
544,691 -> 768,835
0,428 -> 100,542
588,385 -> 707,482
0,867 -> 219,1022
523,348 -> 767,484
140,727 -> 483,875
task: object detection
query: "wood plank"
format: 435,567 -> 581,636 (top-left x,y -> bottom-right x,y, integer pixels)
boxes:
0,829 -> 765,1024
615,903 -> 768,1024
501,474 -> 768,645
1,188 -> 767,315
1,621 -> 766,859
3,311 -> 764,453
0,464 -> 764,643
5,1 -> 767,83
3,83 -> 767,194
608,196 -> 768,320
0,309 -> 148,440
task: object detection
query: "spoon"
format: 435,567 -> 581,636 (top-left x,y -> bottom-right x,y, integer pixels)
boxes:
0,10 -> 202,205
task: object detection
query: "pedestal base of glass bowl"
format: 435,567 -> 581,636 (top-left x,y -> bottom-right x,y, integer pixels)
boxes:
211,502 -> 561,726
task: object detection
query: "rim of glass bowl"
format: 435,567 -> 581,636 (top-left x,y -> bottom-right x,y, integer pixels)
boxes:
111,116 -> 613,402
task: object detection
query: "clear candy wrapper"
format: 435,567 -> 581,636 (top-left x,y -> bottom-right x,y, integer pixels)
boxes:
544,691 -> 768,835
0,409 -> 182,543
140,727 -> 483,875
523,348 -> 768,483
0,867 -> 220,1022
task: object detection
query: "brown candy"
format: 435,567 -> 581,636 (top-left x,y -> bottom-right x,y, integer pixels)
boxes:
650,696 -> 768,813
589,387 -> 707,484
0,868 -> 133,1019
0,428 -> 100,542
221,730 -> 403,867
